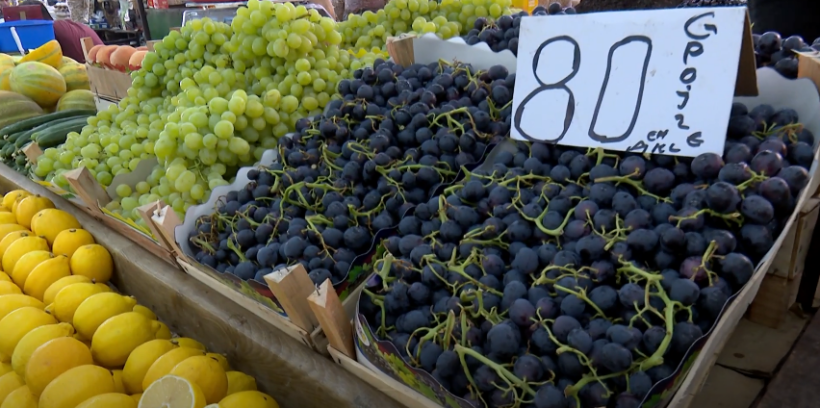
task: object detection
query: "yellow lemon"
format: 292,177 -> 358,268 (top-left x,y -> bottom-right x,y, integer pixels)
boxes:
0,282 -> 19,296
91,312 -> 162,368
22,255 -> 70,301
0,231 -> 33,260
122,339 -> 176,394
69,244 -> 113,283
0,273 -> 9,282
42,275 -> 91,305
218,391 -> 279,408
112,369 -> 126,393
0,385 -> 35,408
0,225 -> 29,251
169,355 -> 228,404
10,250 -> 51,287
0,371 -> 23,405
138,375 -> 206,408
52,228 -> 95,258
141,347 -> 205,391
1,190 -> 28,211
52,282 -> 106,323
0,363 -> 9,377
133,304 -> 157,320
206,353 -> 230,371
156,321 -> 172,339
15,195 -> 54,229
0,306 -> 56,357
11,322 -> 73,377
25,336 -> 93,397
131,393 -> 142,403
73,292 -> 138,340
30,209 -> 81,246
2,236 -> 48,274
76,393 -> 137,408
0,294 -> 43,320
0,213 -> 14,225
225,371 -> 256,395
38,364 -> 115,408
171,338 -> 206,351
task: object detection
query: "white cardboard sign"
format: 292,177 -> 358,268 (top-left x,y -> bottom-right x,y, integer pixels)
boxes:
511,8 -> 747,157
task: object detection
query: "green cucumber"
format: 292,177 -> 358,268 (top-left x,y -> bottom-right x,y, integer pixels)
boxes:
28,116 -> 90,141
0,109 -> 95,138
35,121 -> 88,149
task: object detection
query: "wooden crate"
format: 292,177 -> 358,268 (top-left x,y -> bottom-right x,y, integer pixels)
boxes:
0,164 -> 403,408
79,37 -> 132,101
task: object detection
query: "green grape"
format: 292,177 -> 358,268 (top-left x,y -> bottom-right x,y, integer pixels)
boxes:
115,184 -> 133,198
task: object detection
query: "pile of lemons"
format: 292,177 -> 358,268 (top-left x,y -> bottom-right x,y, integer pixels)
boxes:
0,189 -> 278,408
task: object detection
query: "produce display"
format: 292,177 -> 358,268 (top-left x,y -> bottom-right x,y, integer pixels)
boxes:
186,59 -> 509,285
354,90 -> 812,407
0,188 -> 278,408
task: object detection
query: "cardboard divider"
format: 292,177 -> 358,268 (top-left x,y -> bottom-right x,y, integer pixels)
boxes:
80,37 -> 133,102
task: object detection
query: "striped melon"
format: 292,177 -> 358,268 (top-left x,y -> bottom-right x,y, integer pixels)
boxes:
59,56 -> 77,68
59,63 -> 90,91
56,89 -> 95,111
0,91 -> 43,128
19,40 -> 62,68
10,61 -> 67,107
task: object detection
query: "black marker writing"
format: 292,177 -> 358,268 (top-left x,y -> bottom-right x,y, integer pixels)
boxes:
675,114 -> 690,130
684,12 -> 718,40
588,36 -> 652,143
514,36 -> 580,143
676,85 -> 691,109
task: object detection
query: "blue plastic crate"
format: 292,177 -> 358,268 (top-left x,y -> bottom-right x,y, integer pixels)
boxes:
0,20 -> 55,53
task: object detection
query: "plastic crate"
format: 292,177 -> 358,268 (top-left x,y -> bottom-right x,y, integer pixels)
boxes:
0,20 -> 54,53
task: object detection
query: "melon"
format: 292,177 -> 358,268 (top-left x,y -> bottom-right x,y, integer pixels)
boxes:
20,40 -> 62,68
136,46 -> 148,51
59,63 -> 90,91
86,45 -> 104,66
56,89 -> 95,111
10,62 -> 67,107
59,56 -> 76,68
110,46 -> 136,72
95,45 -> 118,69
129,51 -> 147,71
0,91 -> 43,128
0,54 -> 14,69
0,66 -> 12,91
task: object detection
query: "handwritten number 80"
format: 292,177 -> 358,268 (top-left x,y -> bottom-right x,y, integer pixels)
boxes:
514,35 -> 653,144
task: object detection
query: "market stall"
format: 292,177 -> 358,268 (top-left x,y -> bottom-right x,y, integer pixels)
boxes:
0,0 -> 816,408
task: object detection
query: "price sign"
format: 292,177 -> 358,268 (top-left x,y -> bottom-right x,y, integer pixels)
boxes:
512,8 -> 755,157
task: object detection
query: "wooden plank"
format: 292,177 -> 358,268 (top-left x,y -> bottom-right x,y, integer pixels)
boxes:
756,312 -> 820,408
690,366 -> 764,408
716,314 -> 809,377
264,264 -> 319,332
767,197 -> 820,279
0,165 -> 403,408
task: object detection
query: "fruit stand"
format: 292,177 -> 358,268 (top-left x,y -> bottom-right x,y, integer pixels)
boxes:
0,1 -> 816,408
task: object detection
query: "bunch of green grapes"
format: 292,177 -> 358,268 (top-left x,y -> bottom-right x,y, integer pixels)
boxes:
36,0 -> 376,224
338,0 -> 513,51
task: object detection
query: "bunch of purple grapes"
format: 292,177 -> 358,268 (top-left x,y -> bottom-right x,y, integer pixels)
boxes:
359,102 -> 813,408
187,59 -> 516,288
